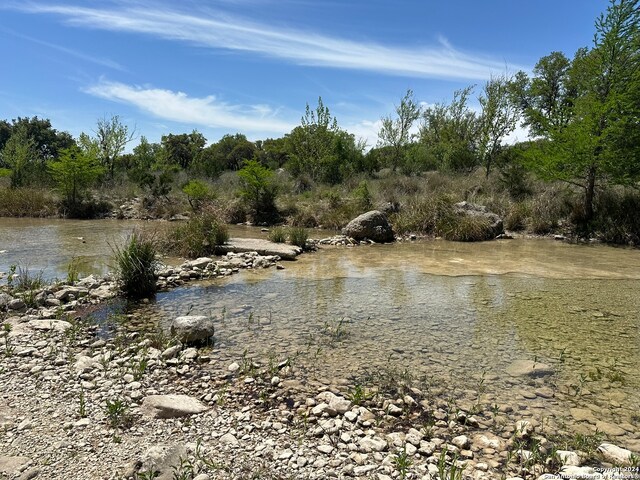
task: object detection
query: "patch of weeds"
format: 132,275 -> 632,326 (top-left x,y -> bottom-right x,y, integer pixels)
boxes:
11,264 -> 45,293
437,450 -> 464,480
346,383 -> 373,406
67,256 -> 81,284
130,355 -> 149,381
105,398 -> 133,430
287,226 -> 308,250
320,317 -> 350,345
2,323 -> 15,356
551,431 -> 605,464
393,446 -> 413,480
111,231 -> 158,299
162,210 -> 229,258
240,349 -> 257,376
134,470 -> 159,480
267,226 -> 287,243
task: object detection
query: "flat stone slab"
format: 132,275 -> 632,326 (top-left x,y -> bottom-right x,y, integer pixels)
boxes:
218,238 -> 302,260
506,359 -> 554,378
141,394 -> 209,419
0,456 -> 32,475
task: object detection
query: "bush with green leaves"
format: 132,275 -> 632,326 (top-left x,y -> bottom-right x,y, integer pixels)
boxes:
164,210 -> 229,258
112,232 -> 158,299
237,159 -> 278,223
182,179 -> 214,211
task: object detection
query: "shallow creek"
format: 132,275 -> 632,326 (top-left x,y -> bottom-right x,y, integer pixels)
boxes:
139,239 -> 640,441
1,218 -> 639,441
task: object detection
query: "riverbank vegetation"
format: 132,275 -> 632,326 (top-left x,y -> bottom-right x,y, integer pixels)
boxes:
0,0 -> 638,244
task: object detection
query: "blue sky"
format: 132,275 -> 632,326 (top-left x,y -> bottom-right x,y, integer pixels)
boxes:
1,1 -> 607,148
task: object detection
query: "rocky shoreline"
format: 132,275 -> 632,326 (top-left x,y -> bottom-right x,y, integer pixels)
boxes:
1,248 -> 639,479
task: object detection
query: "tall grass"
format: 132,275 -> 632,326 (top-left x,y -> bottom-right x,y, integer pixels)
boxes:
267,226 -> 287,243
162,210 -> 229,258
288,226 -> 308,249
112,232 -> 158,299
0,187 -> 57,217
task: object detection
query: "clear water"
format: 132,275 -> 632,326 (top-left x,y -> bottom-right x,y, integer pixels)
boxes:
2,217 -> 639,440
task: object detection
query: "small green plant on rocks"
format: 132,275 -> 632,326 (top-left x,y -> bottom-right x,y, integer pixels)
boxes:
105,398 -> 133,429
78,387 -> 87,418
66,256 -> 80,284
2,323 -> 15,356
437,450 -> 464,480
347,383 -> 373,406
393,446 -> 413,479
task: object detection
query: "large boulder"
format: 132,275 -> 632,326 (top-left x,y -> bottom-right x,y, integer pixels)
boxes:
342,210 -> 394,243
454,201 -> 504,237
169,315 -> 214,344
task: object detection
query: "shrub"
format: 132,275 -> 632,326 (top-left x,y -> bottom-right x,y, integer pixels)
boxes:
163,210 -> 229,258
112,232 -> 158,299
593,188 -> 640,245
390,195 -> 454,235
436,214 -> 495,241
0,187 -> 57,217
268,226 -> 287,243
504,202 -> 531,231
237,160 -> 278,223
182,179 -> 213,211
352,180 -> 372,211
288,226 -> 308,249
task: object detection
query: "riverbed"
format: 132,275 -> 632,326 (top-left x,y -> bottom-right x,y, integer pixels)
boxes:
1,218 -> 639,444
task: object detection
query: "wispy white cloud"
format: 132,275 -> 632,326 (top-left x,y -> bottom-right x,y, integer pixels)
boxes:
84,80 -> 295,134
1,27 -> 125,71
15,1 -> 528,80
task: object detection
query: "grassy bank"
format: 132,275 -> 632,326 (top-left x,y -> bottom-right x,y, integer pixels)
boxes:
1,168 -> 639,245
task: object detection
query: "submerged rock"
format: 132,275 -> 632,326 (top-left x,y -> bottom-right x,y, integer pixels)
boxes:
506,359 -> 554,378
342,210 -> 394,243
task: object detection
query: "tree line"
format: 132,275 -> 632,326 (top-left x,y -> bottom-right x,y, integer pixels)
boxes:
0,0 -> 637,228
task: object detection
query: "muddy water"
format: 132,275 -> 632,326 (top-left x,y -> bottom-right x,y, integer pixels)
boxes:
138,239 -> 640,441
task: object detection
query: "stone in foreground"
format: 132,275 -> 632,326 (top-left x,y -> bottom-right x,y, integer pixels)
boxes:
169,315 -> 214,344
597,443 -> 635,466
342,210 -> 394,243
141,394 -> 209,419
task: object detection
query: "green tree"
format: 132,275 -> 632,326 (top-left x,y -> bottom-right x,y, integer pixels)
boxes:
182,179 -> 213,211
196,133 -> 256,176
419,86 -> 479,172
1,124 -> 39,188
237,159 -> 277,222
512,52 -> 576,136
477,74 -> 520,177
377,89 -> 421,172
525,0 -> 639,223
49,145 -> 104,207
285,97 -> 362,184
82,115 -> 135,179
161,131 -> 206,169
